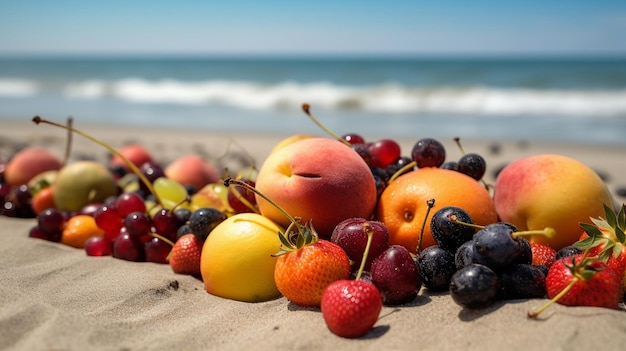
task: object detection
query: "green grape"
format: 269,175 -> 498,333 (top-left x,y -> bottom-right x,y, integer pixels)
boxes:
153,177 -> 187,209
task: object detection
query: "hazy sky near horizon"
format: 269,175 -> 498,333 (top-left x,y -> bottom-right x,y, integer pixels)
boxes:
1,0 -> 625,57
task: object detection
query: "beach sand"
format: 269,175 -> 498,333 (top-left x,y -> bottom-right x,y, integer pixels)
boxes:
1,118 -> 626,351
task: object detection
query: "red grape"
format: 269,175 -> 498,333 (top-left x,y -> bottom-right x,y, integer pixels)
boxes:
368,139 -> 401,169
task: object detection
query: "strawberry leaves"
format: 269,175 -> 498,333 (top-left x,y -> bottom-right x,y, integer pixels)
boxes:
575,203 -> 626,262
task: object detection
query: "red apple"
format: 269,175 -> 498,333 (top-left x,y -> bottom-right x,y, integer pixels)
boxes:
4,147 -> 63,186
254,137 -> 377,238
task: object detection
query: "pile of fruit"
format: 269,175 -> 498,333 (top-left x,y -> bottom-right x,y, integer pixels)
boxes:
1,108 -> 624,339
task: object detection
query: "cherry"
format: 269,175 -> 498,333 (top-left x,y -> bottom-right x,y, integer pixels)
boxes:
416,245 -> 457,292
115,192 -> 147,218
370,245 -> 422,305
152,208 -> 182,241
37,208 -> 65,235
85,236 -> 113,256
124,211 -> 152,238
457,153 -> 486,181
330,218 -> 390,272
342,133 -> 365,145
94,204 -> 124,232
227,178 -> 258,214
450,263 -> 500,309
368,139 -> 401,169
411,138 -> 446,168
430,206 -> 476,254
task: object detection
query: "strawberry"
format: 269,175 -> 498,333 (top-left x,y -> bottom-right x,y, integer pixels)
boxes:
273,230 -> 351,307
169,233 -> 202,276
321,279 -> 382,338
321,223 -> 382,338
528,252 -> 622,317
575,204 -> 626,289
530,242 -> 556,267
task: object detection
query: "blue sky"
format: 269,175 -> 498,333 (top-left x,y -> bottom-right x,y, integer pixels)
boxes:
1,0 -> 625,57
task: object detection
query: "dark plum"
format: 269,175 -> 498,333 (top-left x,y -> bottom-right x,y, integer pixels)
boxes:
188,207 -> 227,241
449,263 -> 500,309
430,206 -> 476,253
457,153 -> 486,181
416,245 -> 457,292
472,222 -> 528,271
499,264 -> 546,300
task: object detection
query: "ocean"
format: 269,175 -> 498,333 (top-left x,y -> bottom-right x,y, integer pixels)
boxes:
1,56 -> 625,145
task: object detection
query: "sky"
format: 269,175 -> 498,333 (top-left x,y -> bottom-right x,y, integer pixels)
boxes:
1,0 -> 625,57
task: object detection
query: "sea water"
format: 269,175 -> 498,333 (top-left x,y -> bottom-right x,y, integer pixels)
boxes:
1,56 -> 624,145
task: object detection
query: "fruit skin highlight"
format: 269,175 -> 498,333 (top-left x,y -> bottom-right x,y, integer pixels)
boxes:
255,137 -> 378,238
493,154 -> 614,251
200,213 -> 283,303
376,168 -> 498,253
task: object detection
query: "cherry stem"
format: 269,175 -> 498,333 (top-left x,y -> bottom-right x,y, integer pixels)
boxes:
512,227 -> 556,239
301,103 -> 352,147
62,117 -> 73,166
32,116 -> 164,208
417,199 -> 436,253
229,183 -> 260,214
388,160 -> 416,183
224,177 -> 298,226
527,276 -> 578,318
355,222 -> 375,281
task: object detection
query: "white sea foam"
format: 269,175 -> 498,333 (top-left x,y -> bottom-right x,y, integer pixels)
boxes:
5,78 -> 626,118
0,79 -> 39,97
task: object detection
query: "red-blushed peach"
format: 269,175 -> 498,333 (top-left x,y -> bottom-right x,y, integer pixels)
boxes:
493,154 -> 614,250
270,134 -> 318,154
4,147 -> 63,186
254,137 -> 377,238
165,155 -> 221,191
109,144 -> 154,172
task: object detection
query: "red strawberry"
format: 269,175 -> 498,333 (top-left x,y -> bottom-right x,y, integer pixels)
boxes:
321,279 -> 382,338
576,204 -> 626,288
530,242 -> 556,267
274,236 -> 351,307
169,234 -> 203,276
528,253 -> 621,317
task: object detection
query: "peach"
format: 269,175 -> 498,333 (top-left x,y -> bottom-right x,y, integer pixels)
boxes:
109,144 -> 154,172
493,154 -> 614,250
254,137 -> 377,237
270,134 -> 317,154
165,155 -> 221,191
4,147 -> 63,186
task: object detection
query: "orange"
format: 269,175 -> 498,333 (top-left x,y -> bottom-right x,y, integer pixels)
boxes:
61,215 -> 106,249
376,168 -> 498,254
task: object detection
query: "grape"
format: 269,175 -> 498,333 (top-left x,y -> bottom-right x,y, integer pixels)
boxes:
457,153 -> 486,180
124,211 -> 152,237
37,208 -> 65,234
115,192 -> 147,218
351,144 -> 373,168
411,138 -> 446,168
113,232 -> 144,262
440,161 -> 458,171
144,237 -> 171,264
152,208 -> 182,241
139,162 -> 165,194
342,133 -> 365,145
368,139 -> 401,169
555,245 -> 582,260
94,204 -> 123,232
188,207 -> 227,241
29,225 -> 61,242
454,240 -> 476,269
85,236 -> 113,256
12,184 -> 32,207
174,208 -> 192,224
0,183 -> 10,203
153,177 -> 188,209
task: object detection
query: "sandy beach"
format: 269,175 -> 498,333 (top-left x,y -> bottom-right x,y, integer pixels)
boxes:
1,118 -> 626,351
